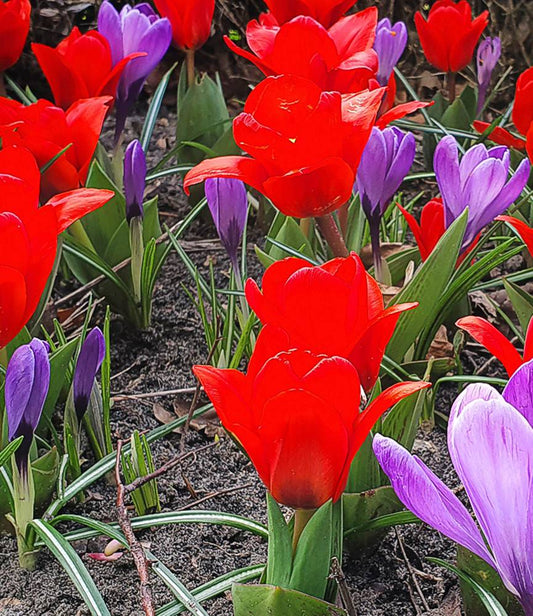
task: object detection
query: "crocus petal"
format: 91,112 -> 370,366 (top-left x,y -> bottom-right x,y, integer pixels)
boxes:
503,359 -> 533,427
73,327 -> 105,420
124,140 -> 146,222
448,395 -> 533,599
434,136 -> 464,225
456,316 -> 523,377
373,434 -> 495,566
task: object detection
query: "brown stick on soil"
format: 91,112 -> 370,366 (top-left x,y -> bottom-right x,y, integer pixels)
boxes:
330,557 -> 357,616
115,440 -> 156,616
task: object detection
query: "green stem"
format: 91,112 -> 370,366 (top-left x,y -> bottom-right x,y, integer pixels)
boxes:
111,135 -> 125,189
186,49 -> 195,88
447,71 -> 456,104
0,346 -> 8,369
300,217 -> 311,238
11,460 -> 37,570
292,508 -> 315,554
316,214 -> 349,257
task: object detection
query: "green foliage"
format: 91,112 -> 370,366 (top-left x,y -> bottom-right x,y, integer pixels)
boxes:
121,431 -> 161,516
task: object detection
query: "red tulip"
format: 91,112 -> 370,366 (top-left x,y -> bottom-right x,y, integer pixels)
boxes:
244,253 -> 417,391
456,315 -> 533,377
0,146 -> 113,348
0,0 -> 31,72
153,0 -> 214,51
194,328 -> 430,510
474,67 -> 533,157
184,75 -> 383,218
32,28 -> 142,110
0,96 -> 110,201
397,198 -> 446,261
224,9 -> 379,94
415,0 -> 488,73
497,215 -> 533,257
264,0 -> 357,28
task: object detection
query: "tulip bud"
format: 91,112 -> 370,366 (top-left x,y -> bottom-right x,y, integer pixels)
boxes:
124,140 -> 147,223
373,18 -> 408,86
73,327 -> 105,422
476,37 -> 501,113
205,177 -> 247,273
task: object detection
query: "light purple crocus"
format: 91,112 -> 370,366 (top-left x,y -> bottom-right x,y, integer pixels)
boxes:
98,1 -> 172,141
73,328 -> 105,421
205,178 -> 248,273
6,339 -> 50,477
434,136 -> 530,251
373,18 -> 408,86
477,37 -> 501,113
124,139 -> 146,222
356,126 -> 415,278
374,359 -> 533,616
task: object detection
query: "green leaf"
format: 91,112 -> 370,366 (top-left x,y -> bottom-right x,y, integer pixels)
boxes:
232,584 -> 347,616
344,434 -> 381,494
290,501 -> 332,599
33,446 -> 60,509
503,278 -> 533,333
141,63 -> 177,152
381,384 -> 430,450
344,509 -> 420,537
265,493 -> 292,587
31,519 -> 111,616
265,214 -> 314,261
156,564 -> 264,616
0,437 -> 23,468
428,557 -> 509,616
387,210 -> 468,362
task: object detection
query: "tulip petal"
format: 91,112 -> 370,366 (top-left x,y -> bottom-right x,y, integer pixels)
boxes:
184,156 -> 269,196
473,122 -> 527,150
376,101 -> 433,129
497,215 -> 533,257
329,8 -> 378,58
0,265 -> 27,349
513,68 -> 533,137
373,433 -> 495,566
45,188 -> 114,233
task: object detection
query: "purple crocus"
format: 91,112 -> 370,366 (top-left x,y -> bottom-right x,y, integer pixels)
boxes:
124,139 -> 146,222
98,1 -> 172,141
434,136 -> 530,250
477,37 -> 501,113
373,18 -> 408,86
205,178 -> 248,273
6,339 -> 50,477
356,126 -> 415,279
374,359 -> 533,616
73,327 -> 105,422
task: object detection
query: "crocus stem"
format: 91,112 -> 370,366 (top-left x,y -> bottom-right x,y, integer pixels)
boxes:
186,49 -> 195,88
11,460 -> 37,570
370,219 -> 383,283
292,508 -> 315,554
447,71 -> 456,104
130,217 -> 144,307
317,214 -> 349,257
0,73 -> 6,97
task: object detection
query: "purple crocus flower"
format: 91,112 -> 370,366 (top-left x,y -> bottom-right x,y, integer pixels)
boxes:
477,37 -> 501,113
373,18 -> 408,86
6,339 -> 50,477
205,178 -> 248,272
374,359 -> 533,616
434,136 -> 530,250
356,126 -> 415,279
124,139 -> 146,222
98,1 -> 172,141
73,328 -> 105,422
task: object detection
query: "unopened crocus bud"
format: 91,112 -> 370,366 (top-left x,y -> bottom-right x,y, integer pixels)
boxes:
73,327 -> 105,422
205,177 -> 247,272
373,18 -> 408,86
476,36 -> 501,113
6,339 -> 50,478
124,140 -> 146,223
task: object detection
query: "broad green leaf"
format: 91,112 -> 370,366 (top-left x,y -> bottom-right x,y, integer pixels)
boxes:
503,278 -> 533,333
345,434 -> 381,494
31,519 -> 111,616
265,493 -> 292,587
387,210 -> 468,362
232,584 -> 347,616
33,446 -> 60,508
266,214 -> 314,261
381,384 -> 430,450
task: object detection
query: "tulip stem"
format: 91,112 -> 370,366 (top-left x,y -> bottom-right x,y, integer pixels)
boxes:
0,346 -> 8,369
0,73 -> 6,97
447,72 -> 456,104
292,508 -> 315,554
338,202 -> 350,240
317,214 -> 349,257
300,217 -> 311,238
186,49 -> 195,87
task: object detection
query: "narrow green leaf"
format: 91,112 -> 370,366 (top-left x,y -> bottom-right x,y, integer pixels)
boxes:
141,63 -> 177,152
31,519 -> 111,616
503,278 -> 533,333
0,437 -> 23,468
265,493 -> 292,587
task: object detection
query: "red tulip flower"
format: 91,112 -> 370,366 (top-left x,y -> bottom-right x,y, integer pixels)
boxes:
415,0 -> 488,73
398,199 -> 446,261
244,253 -> 417,391
194,328 -> 430,510
224,8 -> 379,94
0,96 -> 110,201
0,146 -> 113,349
0,0 -> 31,72
474,67 -> 533,161
264,0 -> 357,28
184,75 -> 383,218
457,315 -> 533,377
32,28 -> 142,110
153,0 -> 214,51
497,215 -> 533,257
